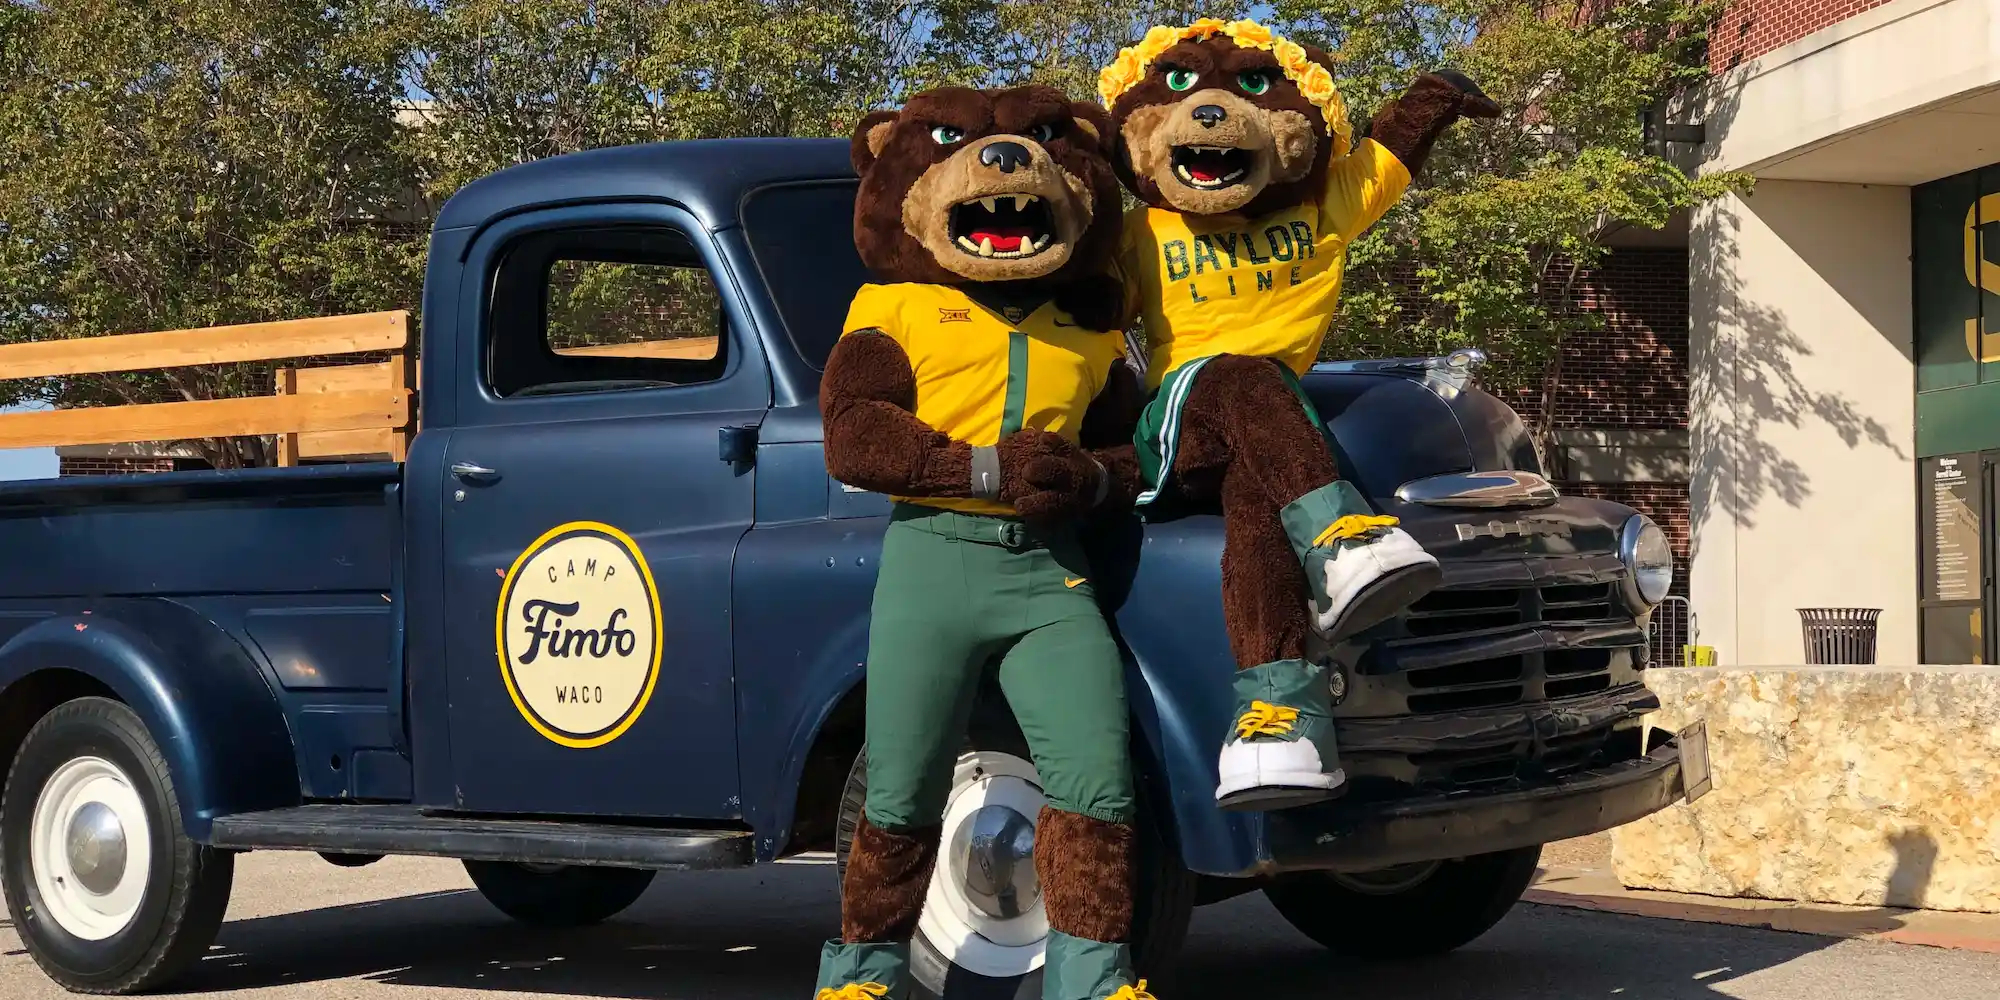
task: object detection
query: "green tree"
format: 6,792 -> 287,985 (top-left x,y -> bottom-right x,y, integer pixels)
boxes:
1269,0 -> 1749,455
0,0 -> 422,467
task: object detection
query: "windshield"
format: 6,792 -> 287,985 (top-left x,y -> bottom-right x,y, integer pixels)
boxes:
740,180 -> 870,371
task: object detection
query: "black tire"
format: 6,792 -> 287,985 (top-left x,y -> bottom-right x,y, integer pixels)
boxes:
834,721 -> 1196,1000
1,697 -> 235,995
462,861 -> 656,927
1263,846 -> 1542,959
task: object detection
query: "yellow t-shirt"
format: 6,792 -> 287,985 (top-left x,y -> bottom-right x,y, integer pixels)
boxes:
839,283 -> 1126,515
1119,138 -> 1412,390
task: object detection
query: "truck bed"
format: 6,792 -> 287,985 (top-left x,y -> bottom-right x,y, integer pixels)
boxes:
0,463 -> 400,602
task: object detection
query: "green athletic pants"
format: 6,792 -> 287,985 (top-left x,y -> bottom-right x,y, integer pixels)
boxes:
862,504 -> 1137,830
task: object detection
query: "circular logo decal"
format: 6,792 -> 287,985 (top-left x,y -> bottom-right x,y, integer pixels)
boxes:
495,521 -> 663,748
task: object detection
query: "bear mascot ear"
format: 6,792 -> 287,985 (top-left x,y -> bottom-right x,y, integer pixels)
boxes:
851,110 -> 901,175
1068,100 -> 1113,153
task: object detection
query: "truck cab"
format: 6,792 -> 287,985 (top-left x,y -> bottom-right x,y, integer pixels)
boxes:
0,138 -> 1703,996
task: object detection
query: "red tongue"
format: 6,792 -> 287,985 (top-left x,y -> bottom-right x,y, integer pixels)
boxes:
1189,154 -> 1231,182
969,228 -> 1031,252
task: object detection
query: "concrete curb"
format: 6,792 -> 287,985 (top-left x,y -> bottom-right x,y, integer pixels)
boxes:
1524,870 -> 2000,954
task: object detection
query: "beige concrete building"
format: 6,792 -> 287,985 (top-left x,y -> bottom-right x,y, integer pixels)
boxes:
1686,0 -> 2000,664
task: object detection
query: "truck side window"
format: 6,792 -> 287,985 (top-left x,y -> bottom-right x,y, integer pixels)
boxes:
487,226 -> 729,398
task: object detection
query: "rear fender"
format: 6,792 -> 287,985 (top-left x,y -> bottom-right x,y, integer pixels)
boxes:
0,600 -> 299,840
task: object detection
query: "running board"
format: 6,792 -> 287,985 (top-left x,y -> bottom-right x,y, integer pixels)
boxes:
208,805 -> 755,870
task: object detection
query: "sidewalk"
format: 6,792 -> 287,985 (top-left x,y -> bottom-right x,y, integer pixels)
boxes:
1531,836 -> 2000,953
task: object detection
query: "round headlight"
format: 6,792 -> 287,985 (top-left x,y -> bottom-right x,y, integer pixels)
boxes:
1618,514 -> 1673,609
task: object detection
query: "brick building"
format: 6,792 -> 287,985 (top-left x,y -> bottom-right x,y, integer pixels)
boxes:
1682,0 -> 2000,664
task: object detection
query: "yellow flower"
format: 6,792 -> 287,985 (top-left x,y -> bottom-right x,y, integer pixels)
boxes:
1098,49 -> 1144,106
1139,23 -> 1182,55
1224,19 -> 1275,49
1098,18 -> 1353,136
1274,39 -> 1309,73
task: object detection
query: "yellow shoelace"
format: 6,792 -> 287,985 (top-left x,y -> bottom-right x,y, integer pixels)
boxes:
1107,979 -> 1157,1000
1235,701 -> 1300,739
1311,513 -> 1400,549
816,984 -> 889,1000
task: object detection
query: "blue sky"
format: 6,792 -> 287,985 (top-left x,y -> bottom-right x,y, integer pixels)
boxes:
0,405 -> 56,481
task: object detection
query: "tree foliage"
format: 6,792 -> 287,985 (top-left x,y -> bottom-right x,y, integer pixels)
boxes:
0,0 -> 1745,466
0,0 -> 422,466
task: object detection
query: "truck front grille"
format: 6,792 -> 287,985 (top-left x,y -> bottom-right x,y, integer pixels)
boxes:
1335,571 -> 1653,797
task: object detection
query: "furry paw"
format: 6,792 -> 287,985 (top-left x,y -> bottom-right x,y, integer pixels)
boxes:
1428,68 -> 1502,118
997,429 -> 1100,518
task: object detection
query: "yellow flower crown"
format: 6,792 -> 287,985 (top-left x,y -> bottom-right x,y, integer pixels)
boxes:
1098,18 -> 1352,156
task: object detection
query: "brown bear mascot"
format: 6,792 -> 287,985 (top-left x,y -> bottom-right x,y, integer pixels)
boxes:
1099,19 -> 1500,812
813,84 -> 1155,1000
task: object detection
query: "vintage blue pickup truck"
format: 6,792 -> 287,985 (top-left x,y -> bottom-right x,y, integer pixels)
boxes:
0,138 -> 1703,996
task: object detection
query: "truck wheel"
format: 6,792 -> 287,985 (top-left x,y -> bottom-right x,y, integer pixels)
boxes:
1,697 -> 234,995
835,730 -> 1195,1000
1262,846 -> 1541,958
462,861 -> 656,927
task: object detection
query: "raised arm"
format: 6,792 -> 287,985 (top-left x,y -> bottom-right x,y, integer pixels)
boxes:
1363,70 -> 1501,178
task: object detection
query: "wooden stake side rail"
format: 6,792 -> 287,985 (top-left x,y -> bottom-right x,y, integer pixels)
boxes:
0,390 -> 410,451
0,311 -> 416,465
0,312 -> 714,467
0,311 -> 410,380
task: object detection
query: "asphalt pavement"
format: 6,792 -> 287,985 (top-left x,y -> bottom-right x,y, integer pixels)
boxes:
5,851 -> 2000,1000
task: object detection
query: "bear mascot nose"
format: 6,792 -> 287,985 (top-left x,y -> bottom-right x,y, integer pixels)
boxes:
979,141 -> 1033,173
1191,104 -> 1227,127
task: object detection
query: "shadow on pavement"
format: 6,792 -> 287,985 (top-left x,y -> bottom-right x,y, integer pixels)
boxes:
164,861 -> 1857,1000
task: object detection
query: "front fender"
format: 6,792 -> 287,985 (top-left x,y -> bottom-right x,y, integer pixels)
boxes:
0,600 -> 299,840
1104,515 -> 1264,877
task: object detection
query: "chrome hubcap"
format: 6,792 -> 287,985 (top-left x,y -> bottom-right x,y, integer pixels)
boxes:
917,750 -> 1050,979
954,803 -> 1039,920
65,802 -> 128,895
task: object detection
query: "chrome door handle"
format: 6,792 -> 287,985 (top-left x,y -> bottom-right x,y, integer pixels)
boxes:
450,462 -> 499,480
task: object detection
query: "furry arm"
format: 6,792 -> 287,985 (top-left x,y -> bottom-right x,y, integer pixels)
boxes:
1365,70 -> 1502,177
1078,362 -> 1146,511
821,330 -> 1111,518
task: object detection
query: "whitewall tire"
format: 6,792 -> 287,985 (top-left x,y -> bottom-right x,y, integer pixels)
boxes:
2,697 -> 234,994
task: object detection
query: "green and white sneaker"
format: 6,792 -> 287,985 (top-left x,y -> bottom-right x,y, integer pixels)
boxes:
1215,658 -> 1344,811
1281,481 -> 1441,642
812,941 -> 908,1000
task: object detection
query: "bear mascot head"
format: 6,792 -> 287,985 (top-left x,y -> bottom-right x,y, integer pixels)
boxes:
1100,21 -> 1354,220
847,85 -> 1127,329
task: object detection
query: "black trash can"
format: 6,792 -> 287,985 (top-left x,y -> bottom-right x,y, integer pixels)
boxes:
1798,608 -> 1881,665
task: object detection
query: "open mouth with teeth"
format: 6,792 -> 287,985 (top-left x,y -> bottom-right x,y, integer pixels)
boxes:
1171,145 -> 1254,189
950,194 -> 1056,259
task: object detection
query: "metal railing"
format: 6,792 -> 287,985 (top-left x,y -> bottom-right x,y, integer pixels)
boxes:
1648,596 -> 1695,666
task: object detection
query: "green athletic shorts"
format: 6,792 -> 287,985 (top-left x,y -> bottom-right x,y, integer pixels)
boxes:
1133,355 -> 1326,508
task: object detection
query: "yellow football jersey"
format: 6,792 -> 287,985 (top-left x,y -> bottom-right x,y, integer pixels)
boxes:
1119,138 -> 1412,390
839,283 -> 1125,515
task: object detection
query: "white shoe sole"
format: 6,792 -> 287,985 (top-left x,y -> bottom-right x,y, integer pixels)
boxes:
1215,739 -> 1346,812
1216,769 -> 1347,811
1316,529 -> 1442,641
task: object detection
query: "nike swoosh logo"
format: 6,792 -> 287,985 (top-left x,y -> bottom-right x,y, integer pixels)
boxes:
1054,320 -> 1078,327
1065,577 -> 1087,588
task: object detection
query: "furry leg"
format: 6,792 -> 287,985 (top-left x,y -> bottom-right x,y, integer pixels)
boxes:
1035,808 -> 1143,1000
1034,807 -> 1136,944
840,816 -> 943,944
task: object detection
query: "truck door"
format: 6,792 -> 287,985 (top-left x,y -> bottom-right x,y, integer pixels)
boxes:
436,204 -> 765,819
